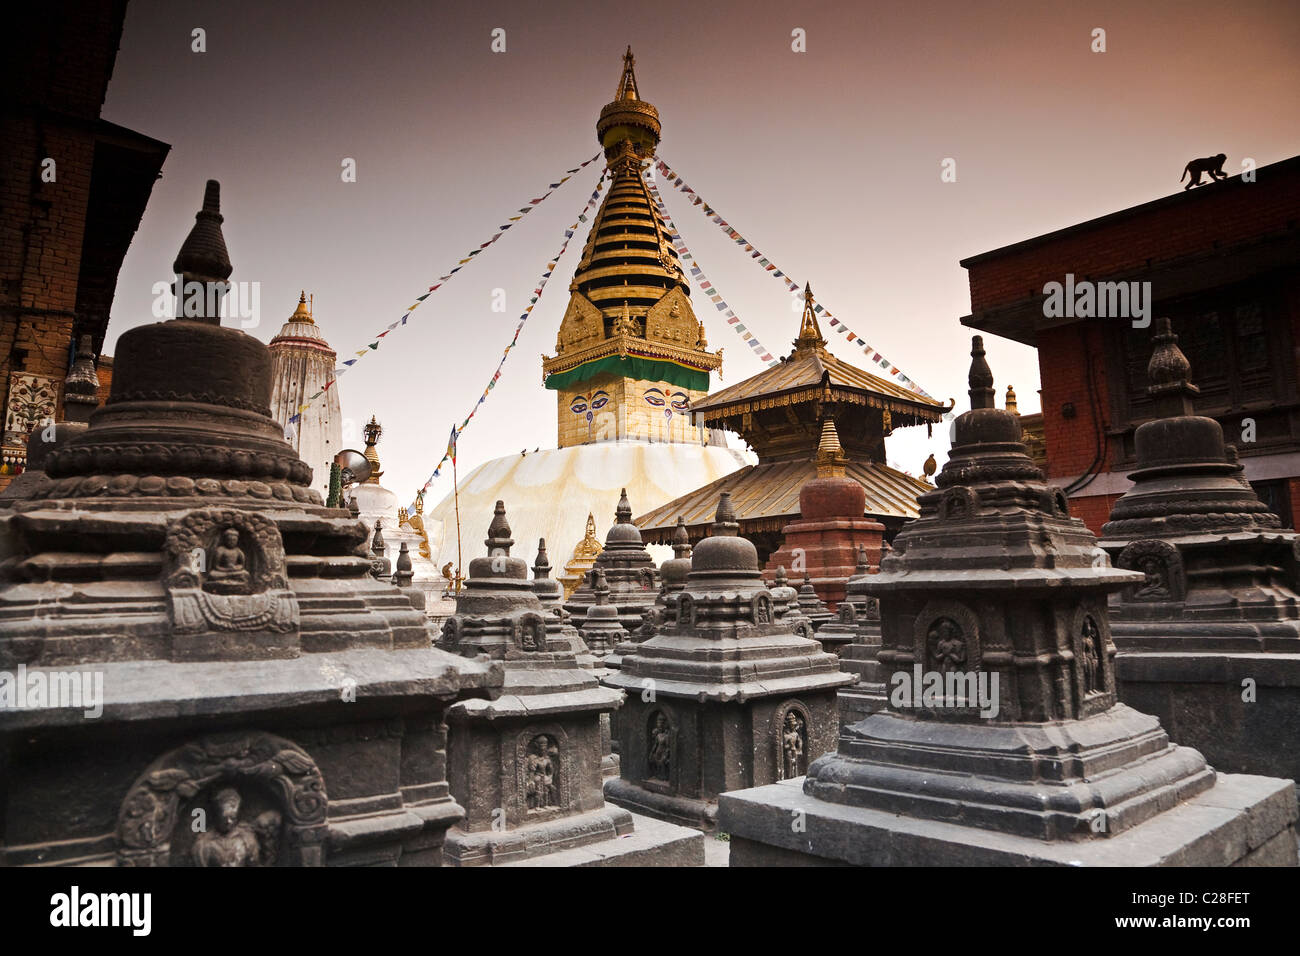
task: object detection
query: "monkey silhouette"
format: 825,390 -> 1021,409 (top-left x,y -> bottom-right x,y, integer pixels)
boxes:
1181,153 -> 1228,190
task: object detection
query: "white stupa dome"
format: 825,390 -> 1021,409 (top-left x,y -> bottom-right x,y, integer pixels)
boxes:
425,441 -> 751,574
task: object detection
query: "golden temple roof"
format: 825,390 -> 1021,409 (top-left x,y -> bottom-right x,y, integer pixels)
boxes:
636,458 -> 930,539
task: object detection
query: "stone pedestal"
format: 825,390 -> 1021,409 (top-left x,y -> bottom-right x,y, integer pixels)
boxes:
436,501 -> 700,865
719,336 -> 1298,867
603,493 -> 853,830
0,182 -> 500,867
1100,318 -> 1300,783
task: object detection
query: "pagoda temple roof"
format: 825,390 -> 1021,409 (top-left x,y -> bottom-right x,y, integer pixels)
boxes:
636,457 -> 930,540
690,286 -> 948,428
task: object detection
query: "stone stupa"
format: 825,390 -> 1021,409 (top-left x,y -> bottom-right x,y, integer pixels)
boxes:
436,500 -> 700,865
0,180 -> 501,867
603,492 -> 854,830
1101,317 -> 1300,783
563,489 -> 660,631
719,336 -> 1298,866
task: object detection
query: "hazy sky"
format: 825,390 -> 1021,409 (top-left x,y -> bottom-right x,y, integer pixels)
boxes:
101,0 -> 1300,507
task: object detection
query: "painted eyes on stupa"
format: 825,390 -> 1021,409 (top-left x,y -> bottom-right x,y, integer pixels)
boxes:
643,389 -> 690,411
570,391 -> 609,415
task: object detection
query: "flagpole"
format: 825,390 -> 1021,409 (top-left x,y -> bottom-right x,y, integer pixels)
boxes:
452,436 -> 463,595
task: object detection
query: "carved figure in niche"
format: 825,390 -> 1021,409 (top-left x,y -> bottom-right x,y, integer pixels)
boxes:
1135,556 -> 1169,599
754,594 -> 772,625
191,787 -> 281,867
207,528 -> 250,591
637,608 -> 658,640
648,712 -> 671,781
519,617 -> 544,652
839,603 -> 857,625
782,711 -> 806,779
1080,616 -> 1102,695
525,735 -> 560,810
927,617 -> 967,673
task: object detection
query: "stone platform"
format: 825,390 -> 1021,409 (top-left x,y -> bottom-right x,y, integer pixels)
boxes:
1117,651 -> 1300,781
495,810 -> 705,867
720,773 -> 1298,866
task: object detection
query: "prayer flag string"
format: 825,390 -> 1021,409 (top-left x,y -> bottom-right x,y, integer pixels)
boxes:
653,157 -> 937,400
419,170 -> 610,491
286,152 -> 602,424
644,166 -> 777,368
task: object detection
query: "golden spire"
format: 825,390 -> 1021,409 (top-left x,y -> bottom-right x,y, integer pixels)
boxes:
290,290 -> 313,324
615,46 -> 640,101
814,418 -> 847,478
795,283 -> 827,351
1005,384 -> 1018,414
363,415 -> 383,484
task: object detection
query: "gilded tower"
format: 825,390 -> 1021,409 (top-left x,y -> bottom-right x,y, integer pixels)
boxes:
268,292 -> 343,500
542,49 -> 723,448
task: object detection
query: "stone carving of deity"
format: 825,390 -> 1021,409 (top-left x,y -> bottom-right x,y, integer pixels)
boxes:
839,603 -> 857,625
647,712 -> 671,781
1080,616 -> 1102,695
191,787 -> 281,867
207,528 -> 250,593
928,617 -> 967,673
782,711 -> 806,779
1135,556 -> 1168,599
525,735 -> 560,810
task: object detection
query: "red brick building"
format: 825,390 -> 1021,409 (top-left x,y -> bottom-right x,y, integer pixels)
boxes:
0,1 -> 169,487
961,156 -> 1300,534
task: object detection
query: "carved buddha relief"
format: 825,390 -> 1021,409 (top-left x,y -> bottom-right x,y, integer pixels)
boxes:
753,592 -> 773,625
207,528 -> 250,593
191,786 -> 282,867
1117,539 -> 1185,603
773,702 -> 811,781
839,603 -> 857,625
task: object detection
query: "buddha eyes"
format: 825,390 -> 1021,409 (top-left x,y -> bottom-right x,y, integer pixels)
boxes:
645,388 -> 689,410
670,392 -> 689,411
572,391 -> 609,414
643,390 -> 665,407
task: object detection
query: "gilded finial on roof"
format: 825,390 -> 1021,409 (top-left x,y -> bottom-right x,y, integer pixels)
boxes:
814,418 -> 847,478
1005,384 -> 1018,414
616,46 -> 640,100
795,282 -> 827,351
290,290 -> 313,324
363,415 -> 384,484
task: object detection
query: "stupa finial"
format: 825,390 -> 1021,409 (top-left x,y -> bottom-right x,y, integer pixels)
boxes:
1147,317 -> 1200,417
855,545 -> 871,576
1005,384 -> 1018,414
968,336 -> 995,409
814,418 -> 847,478
363,415 -> 383,484
290,290 -> 313,323
171,179 -> 232,322
672,516 -> 691,558
534,538 -> 552,579
486,500 -> 513,555
795,282 -> 827,351
616,46 -> 640,100
615,488 -> 632,523
711,492 -> 740,536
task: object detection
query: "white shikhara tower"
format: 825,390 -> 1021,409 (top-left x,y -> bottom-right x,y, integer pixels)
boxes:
269,292 -> 343,499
